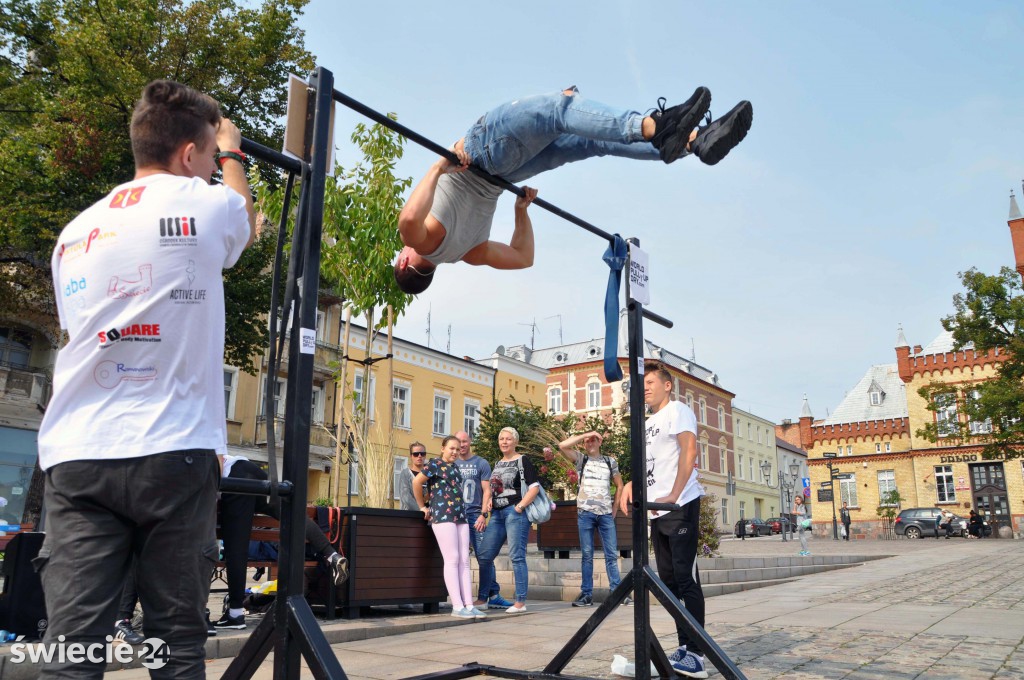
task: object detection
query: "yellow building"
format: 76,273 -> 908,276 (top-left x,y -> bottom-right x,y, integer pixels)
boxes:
732,408 -> 789,525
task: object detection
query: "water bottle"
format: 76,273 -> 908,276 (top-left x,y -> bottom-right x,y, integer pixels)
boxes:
0,630 -> 16,644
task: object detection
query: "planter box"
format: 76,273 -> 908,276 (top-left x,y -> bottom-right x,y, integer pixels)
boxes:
334,507 -> 447,619
536,501 -> 633,559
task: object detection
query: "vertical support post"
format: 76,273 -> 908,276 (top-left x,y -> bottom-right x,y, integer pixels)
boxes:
625,237 -> 653,680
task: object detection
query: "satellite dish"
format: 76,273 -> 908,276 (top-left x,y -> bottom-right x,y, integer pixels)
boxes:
495,345 -> 506,356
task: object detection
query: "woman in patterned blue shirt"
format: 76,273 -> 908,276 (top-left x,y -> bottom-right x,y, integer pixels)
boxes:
413,435 -> 485,619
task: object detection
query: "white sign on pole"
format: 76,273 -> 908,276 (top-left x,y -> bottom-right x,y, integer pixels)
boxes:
628,244 -> 650,305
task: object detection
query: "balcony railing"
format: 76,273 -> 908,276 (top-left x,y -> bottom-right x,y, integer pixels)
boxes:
0,362 -> 52,410
255,415 -> 338,450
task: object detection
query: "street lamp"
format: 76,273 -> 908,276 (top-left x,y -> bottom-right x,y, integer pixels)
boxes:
761,461 -> 801,541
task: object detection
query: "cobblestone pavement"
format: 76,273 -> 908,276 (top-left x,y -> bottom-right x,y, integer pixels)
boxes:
100,537 -> 1023,679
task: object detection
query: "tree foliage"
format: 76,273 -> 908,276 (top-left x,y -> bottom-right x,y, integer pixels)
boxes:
0,0 -> 315,364
916,267 -> 1024,459
699,493 -> 721,558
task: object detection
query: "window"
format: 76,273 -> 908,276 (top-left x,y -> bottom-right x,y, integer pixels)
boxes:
699,439 -> 708,470
223,367 -> 239,420
748,457 -> 754,481
718,445 -> 727,474
433,393 -> 450,436
392,456 -> 408,500
757,427 -> 762,444
967,389 -> 993,435
353,371 -> 376,420
721,499 -> 729,525
587,382 -> 601,409
869,390 -> 881,406
718,406 -> 726,431
935,465 -> 956,503
885,442 -> 891,452
846,445 -> 853,455
739,501 -> 746,519
315,310 -> 326,342
839,474 -> 858,507
737,454 -> 744,480
747,423 -> 752,440
311,384 -> 325,424
934,392 -> 958,438
348,458 -> 360,496
393,384 -> 411,429
875,443 -> 881,453
698,398 -> 706,424
685,393 -> 693,410
877,470 -> 896,505
0,327 -> 31,368
548,386 -> 563,414
464,398 -> 481,436
264,377 -> 286,418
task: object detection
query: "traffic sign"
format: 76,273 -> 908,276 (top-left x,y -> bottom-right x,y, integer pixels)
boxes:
802,477 -> 810,488
835,473 -> 854,480
817,489 -> 834,502
822,452 -> 837,459
830,470 -> 841,479
820,481 -> 833,488
803,487 -> 811,497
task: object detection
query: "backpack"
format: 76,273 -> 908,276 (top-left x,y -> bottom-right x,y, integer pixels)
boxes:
578,455 -> 614,489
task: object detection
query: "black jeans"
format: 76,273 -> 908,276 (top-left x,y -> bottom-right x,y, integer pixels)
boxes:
219,459 -> 335,609
35,450 -> 219,679
651,497 -> 705,655
118,565 -> 138,620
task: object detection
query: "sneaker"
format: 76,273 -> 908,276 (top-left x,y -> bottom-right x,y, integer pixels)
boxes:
468,606 -> 487,619
451,607 -> 476,619
690,100 -> 753,166
649,87 -> 711,164
571,593 -> 593,607
114,619 -> 145,645
505,603 -> 527,613
621,596 -> 633,607
329,553 -> 349,588
487,594 -> 515,609
212,612 -> 246,630
668,647 -> 708,679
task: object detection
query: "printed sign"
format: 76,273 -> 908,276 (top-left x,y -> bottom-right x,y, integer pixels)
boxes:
817,489 -> 833,502
300,327 -> 316,355
627,244 -> 650,305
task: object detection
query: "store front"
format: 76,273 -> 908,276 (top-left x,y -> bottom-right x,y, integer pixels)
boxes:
0,426 -> 37,527
969,462 -> 1011,538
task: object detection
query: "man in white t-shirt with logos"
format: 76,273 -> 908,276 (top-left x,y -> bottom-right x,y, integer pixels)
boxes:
35,80 -> 254,679
619,361 -> 708,679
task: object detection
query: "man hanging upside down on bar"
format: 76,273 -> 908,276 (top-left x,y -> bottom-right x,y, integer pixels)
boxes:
393,86 -> 752,293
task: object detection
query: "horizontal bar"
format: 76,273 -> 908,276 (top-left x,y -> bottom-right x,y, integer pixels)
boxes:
240,137 -> 305,174
331,88 -> 617,246
642,307 -> 674,329
218,477 -> 294,497
647,502 -> 682,512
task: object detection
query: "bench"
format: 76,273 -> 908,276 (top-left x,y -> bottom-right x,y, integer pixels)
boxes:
536,501 -> 633,560
0,523 -> 35,553
212,508 -> 339,619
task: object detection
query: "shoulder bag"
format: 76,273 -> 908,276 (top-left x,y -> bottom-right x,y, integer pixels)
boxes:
515,456 -> 552,523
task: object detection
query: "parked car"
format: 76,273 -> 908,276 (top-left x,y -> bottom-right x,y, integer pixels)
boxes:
765,516 -> 792,534
894,508 -> 976,538
734,518 -> 772,537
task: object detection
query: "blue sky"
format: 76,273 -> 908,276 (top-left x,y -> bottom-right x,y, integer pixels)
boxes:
298,0 -> 1024,424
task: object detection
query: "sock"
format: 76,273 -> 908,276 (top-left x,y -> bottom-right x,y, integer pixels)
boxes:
229,608 -> 244,618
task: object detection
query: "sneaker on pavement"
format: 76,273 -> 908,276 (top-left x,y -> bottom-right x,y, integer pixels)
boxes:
621,596 -> 633,607
451,607 -> 476,619
114,619 -> 145,645
690,100 -> 753,166
468,606 -> 487,619
212,612 -> 246,630
487,595 -> 514,609
571,593 -> 593,607
329,553 -> 349,588
505,604 -> 527,614
668,647 -> 708,679
649,87 -> 712,164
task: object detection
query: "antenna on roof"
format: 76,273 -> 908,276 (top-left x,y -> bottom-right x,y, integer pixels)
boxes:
690,338 -> 696,362
446,324 -> 451,354
425,305 -> 431,348
544,314 -> 563,345
518,318 -> 538,350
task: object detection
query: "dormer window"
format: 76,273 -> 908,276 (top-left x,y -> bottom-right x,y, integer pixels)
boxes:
554,352 -> 567,363
587,345 -> 600,357
868,380 -> 885,406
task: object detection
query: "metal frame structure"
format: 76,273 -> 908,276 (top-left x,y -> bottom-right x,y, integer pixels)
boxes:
218,66 -> 745,680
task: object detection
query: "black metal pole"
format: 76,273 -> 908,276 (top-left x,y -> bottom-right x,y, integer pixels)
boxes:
829,462 -> 839,540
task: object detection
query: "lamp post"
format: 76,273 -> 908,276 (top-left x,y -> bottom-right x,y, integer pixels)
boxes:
761,461 -> 802,541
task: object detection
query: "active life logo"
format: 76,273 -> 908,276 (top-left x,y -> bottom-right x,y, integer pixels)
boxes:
94,361 -> 158,389
169,260 -> 206,304
8,635 -> 169,669
158,215 -> 199,247
109,186 -> 146,209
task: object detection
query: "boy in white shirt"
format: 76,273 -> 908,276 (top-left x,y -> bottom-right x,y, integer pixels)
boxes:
619,361 -> 707,679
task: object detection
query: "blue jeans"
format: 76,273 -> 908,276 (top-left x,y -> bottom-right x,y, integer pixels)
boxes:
462,89 -> 661,184
477,504 -> 531,603
578,511 -> 621,597
466,508 -> 499,599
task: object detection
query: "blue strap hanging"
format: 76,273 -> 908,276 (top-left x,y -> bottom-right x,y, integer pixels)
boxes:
602,235 -> 628,382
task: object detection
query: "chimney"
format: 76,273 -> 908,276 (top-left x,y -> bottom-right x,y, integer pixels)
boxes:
895,323 -> 912,383
1009,189 -> 1024,284
798,395 -> 813,449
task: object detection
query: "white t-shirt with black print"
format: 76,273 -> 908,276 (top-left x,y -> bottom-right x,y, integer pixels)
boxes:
575,455 -> 619,515
644,400 -> 703,518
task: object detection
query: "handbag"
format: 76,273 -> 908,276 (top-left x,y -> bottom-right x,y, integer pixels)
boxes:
800,518 -> 812,530
516,456 -> 552,523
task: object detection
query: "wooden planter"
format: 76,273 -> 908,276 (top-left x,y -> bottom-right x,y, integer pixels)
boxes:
536,501 -> 633,559
334,507 -> 447,619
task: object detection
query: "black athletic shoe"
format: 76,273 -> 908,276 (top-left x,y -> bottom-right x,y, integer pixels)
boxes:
213,612 -> 246,630
329,553 -> 349,588
114,619 -> 145,645
690,101 -> 753,166
571,593 -> 593,607
649,87 -> 711,163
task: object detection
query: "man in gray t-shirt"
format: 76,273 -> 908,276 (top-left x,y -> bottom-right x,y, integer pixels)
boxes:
398,442 -> 427,511
393,86 -> 752,294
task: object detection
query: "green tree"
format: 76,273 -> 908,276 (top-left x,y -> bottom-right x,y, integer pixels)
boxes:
699,493 -> 721,558
0,0 -> 315,364
916,267 -> 1024,459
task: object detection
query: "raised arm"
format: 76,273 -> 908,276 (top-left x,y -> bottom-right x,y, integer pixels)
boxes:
462,186 -> 537,269
216,119 -> 256,249
398,144 -> 469,250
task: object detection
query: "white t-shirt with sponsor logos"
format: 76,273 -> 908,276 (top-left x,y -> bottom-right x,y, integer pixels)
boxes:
38,173 -> 249,469
644,400 -> 703,518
